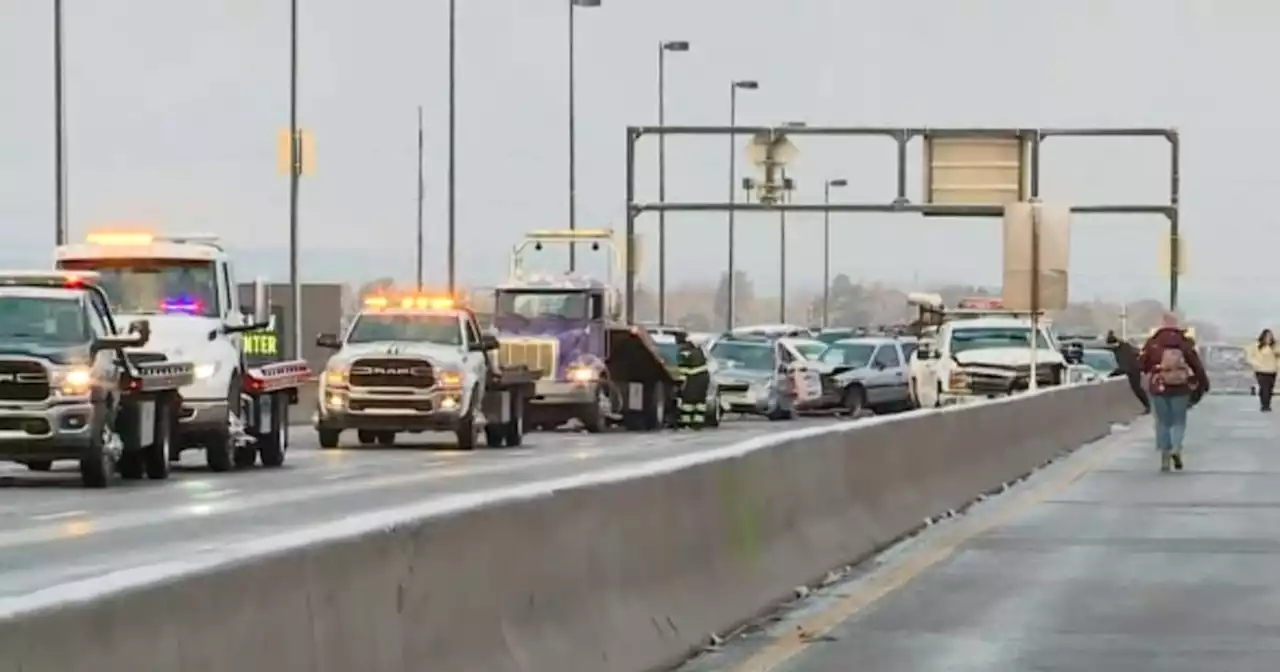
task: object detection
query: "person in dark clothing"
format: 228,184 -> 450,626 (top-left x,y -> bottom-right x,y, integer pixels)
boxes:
675,341 -> 711,428
1106,330 -> 1149,413
1138,317 -> 1209,472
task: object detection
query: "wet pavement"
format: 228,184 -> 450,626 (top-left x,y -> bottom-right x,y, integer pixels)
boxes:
685,396 -> 1280,672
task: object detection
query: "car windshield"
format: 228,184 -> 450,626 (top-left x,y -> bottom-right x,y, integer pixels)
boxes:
347,313 -> 461,345
0,296 -> 88,345
819,342 -> 876,367
709,341 -> 774,371
950,326 -> 1052,353
59,258 -> 219,318
495,290 -> 590,320
791,341 -> 826,359
1081,349 -> 1118,372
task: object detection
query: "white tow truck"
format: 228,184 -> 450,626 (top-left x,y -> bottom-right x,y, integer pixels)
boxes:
54,231 -> 312,471
314,292 -> 536,449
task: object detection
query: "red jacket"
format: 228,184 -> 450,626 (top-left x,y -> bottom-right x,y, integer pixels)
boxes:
1139,327 -> 1208,395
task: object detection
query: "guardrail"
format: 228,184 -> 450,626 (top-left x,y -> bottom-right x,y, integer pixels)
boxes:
0,380 -> 1141,672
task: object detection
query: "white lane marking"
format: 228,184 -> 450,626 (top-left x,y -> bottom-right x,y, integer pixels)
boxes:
30,510 -> 88,522
189,489 -> 237,501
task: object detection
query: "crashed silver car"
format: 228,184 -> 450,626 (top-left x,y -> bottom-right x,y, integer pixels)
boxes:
708,334 -> 796,421
798,337 -> 915,415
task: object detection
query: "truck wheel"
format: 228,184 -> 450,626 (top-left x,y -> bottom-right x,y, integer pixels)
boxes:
318,428 -> 341,449
24,460 -> 52,472
842,385 -> 866,416
503,392 -> 524,447
258,394 -> 288,468
375,431 -> 395,446
484,424 -> 504,448
357,430 -> 378,445
80,409 -> 114,489
581,385 -> 608,434
456,408 -> 477,450
207,378 -> 239,472
145,395 -> 176,480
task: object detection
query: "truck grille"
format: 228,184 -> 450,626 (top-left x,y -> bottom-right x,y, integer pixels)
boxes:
498,338 -> 558,380
349,358 -> 435,389
0,360 -> 50,401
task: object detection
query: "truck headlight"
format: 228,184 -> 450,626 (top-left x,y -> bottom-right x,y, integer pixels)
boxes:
56,367 -> 92,396
324,364 -> 348,386
948,371 -> 969,390
437,368 -> 464,388
194,362 -> 220,380
568,366 -> 597,383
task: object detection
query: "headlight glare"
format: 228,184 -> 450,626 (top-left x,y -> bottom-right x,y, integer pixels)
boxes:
194,363 -> 219,380
59,367 -> 92,395
568,366 -> 597,383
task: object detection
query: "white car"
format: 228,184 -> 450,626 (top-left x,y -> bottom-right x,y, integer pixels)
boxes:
913,316 -> 1066,407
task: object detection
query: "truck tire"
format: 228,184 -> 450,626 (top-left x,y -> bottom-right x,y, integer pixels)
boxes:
484,424 -> 504,447
375,431 -> 395,446
80,407 -> 114,489
258,393 -> 288,468
318,428 -> 341,449
581,385 -> 608,434
208,376 -> 240,472
357,430 -> 378,445
117,403 -> 146,480
145,394 -> 176,480
503,391 -> 524,446
24,460 -> 52,472
455,387 -> 479,450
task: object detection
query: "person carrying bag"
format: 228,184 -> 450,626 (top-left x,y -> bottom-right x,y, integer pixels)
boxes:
1139,316 -> 1209,472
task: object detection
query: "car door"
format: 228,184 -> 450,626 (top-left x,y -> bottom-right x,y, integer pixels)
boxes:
84,293 -> 120,395
878,343 -> 910,403
865,345 -> 895,404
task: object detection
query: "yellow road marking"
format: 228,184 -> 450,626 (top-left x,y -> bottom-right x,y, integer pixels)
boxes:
732,425 -> 1136,672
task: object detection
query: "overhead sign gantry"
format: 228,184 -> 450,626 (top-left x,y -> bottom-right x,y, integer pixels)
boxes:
620,126 -> 1181,323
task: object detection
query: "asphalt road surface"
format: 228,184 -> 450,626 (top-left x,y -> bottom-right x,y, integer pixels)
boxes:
0,417 -> 831,600
683,396 -> 1279,672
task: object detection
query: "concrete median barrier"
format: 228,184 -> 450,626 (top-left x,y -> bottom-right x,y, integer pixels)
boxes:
0,381 -> 1141,672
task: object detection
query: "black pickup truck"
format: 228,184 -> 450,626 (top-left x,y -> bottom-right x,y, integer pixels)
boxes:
0,271 -> 194,487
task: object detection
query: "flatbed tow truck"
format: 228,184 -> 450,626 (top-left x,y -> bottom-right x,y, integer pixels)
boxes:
0,271 -> 196,487
54,230 -> 312,470
491,229 -> 678,432
314,292 -> 537,449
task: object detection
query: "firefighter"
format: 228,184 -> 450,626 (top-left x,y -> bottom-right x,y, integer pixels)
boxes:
676,340 -> 711,428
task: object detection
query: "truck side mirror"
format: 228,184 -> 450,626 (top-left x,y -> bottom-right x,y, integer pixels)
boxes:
127,319 -> 151,347
316,333 -> 342,349
473,334 -> 500,352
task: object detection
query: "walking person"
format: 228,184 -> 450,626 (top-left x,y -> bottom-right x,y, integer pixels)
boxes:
1139,315 -> 1209,472
1247,329 -> 1280,411
1106,330 -> 1149,413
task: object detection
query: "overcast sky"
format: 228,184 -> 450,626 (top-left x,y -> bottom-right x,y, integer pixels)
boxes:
1,0 -> 1274,327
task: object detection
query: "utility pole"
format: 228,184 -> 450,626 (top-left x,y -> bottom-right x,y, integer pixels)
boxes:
53,0 -> 67,245
416,105 -> 425,291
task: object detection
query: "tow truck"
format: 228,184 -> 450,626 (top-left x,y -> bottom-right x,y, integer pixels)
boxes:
0,271 -> 195,487
491,229 -> 677,432
314,292 -> 537,449
54,231 -> 312,471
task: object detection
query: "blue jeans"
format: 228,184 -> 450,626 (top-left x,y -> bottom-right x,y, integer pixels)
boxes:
1151,394 -> 1190,453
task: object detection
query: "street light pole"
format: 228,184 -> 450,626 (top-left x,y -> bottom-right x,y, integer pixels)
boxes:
288,0 -> 301,361
726,79 -> 758,330
822,177 -> 847,327
656,39 -> 689,324
53,0 -> 66,245
567,0 -> 601,272
447,0 -> 457,293
416,105 -> 425,291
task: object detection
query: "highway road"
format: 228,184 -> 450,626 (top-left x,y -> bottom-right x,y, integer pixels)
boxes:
0,418 -> 833,600
681,396 -> 1277,672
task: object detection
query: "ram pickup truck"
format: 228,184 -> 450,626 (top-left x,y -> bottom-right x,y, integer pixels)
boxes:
316,293 -> 536,450
0,271 -> 195,487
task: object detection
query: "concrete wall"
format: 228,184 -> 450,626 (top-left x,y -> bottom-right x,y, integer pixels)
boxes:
0,381 -> 1142,672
